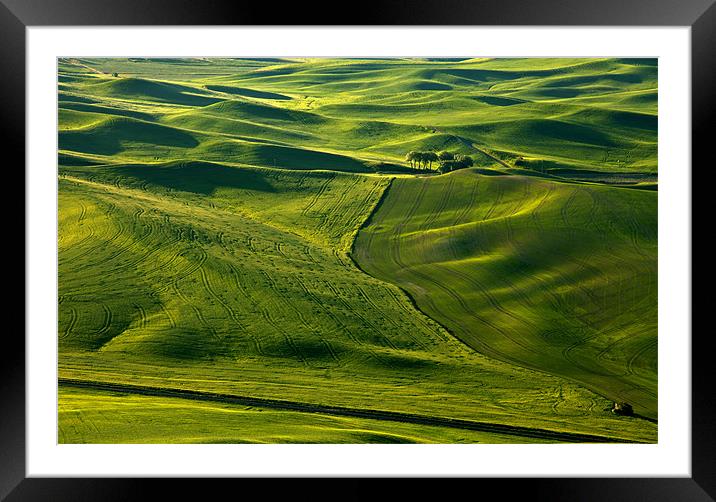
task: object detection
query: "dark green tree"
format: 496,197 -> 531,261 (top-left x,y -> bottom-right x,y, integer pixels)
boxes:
438,151 -> 454,162
405,151 -> 418,169
458,155 -> 474,168
414,152 -> 426,170
424,151 -> 439,170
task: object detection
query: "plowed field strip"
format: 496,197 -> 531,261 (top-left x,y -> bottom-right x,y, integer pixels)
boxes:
58,378 -> 639,443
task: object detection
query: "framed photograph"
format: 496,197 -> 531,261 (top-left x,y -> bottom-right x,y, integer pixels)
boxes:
7,0 -> 710,499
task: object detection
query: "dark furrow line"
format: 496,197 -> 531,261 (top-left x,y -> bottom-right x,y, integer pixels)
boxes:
345,177 -> 461,353
452,174 -> 480,227
301,174 -> 334,216
421,177 -> 455,231
225,263 -> 266,357
349,177 -> 394,248
347,179 -> 494,354
58,378 -> 640,443
60,307 -> 77,340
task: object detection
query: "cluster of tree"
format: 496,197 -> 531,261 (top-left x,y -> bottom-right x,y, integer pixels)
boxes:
405,150 -> 474,174
405,151 -> 439,170
436,152 -> 474,173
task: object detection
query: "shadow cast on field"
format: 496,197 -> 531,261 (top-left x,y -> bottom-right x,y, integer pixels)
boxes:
59,118 -> 200,156
472,95 -> 527,106
112,161 -> 277,195
205,85 -> 291,100
60,102 -> 154,121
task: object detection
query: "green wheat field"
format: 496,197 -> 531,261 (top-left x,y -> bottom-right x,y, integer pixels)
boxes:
58,57 -> 657,444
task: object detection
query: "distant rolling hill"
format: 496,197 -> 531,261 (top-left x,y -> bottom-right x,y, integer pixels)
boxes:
58,57 -> 657,180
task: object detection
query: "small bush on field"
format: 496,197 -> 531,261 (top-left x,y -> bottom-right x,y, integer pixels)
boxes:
612,402 -> 634,416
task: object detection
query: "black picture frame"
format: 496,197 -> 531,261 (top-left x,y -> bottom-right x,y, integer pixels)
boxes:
5,0 -> 710,499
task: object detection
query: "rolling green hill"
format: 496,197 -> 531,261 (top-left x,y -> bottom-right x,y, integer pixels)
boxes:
352,169 -> 657,418
57,57 -> 658,443
58,57 -> 657,179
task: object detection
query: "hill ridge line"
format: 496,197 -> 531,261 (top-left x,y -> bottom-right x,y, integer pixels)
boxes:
345,177 -> 468,348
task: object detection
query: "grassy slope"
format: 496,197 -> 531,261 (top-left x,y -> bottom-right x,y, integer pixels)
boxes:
59,387 -> 552,444
57,57 -> 658,443
353,169 -> 657,418
58,164 -> 655,442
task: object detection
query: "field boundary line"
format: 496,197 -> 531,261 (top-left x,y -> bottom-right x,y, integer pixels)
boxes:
58,378 -> 642,443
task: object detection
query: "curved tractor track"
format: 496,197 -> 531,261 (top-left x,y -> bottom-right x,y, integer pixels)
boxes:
353,169 -> 658,419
